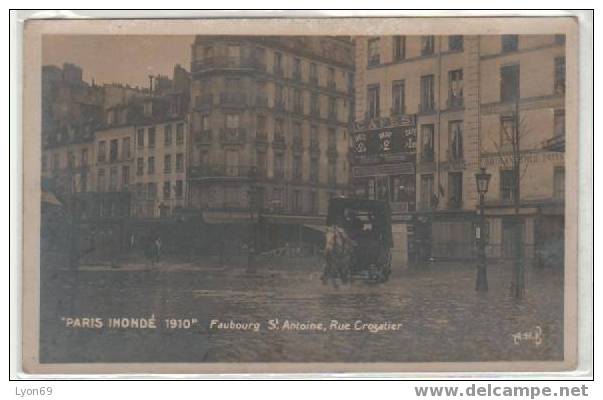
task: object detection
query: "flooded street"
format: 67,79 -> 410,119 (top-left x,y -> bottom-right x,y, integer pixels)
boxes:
40,258 -> 564,363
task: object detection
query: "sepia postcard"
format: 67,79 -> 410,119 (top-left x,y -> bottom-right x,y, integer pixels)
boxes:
20,15 -> 580,375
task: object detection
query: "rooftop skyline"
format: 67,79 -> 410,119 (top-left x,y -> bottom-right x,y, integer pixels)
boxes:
42,35 -> 194,88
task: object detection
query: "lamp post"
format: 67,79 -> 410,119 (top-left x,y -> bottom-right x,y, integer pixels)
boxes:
475,167 -> 491,292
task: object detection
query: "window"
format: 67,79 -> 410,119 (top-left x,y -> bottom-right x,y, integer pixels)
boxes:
136,157 -> 143,175
256,115 -> 266,136
225,150 -> 239,177
449,120 -> 464,161
201,114 -> 210,131
256,151 -> 266,177
122,166 -> 130,186
137,129 -> 144,147
420,124 -> 435,162
310,125 -> 319,148
393,36 -> 406,60
367,85 -> 380,119
310,157 -> 319,182
122,138 -> 130,159
420,75 -> 435,112
310,92 -> 319,115
309,191 -> 318,214
554,109 -> 565,138
292,190 -> 302,212
109,139 -> 118,162
553,167 -> 565,199
293,88 -> 303,113
420,174 -> 434,209
225,114 -> 240,129
164,124 -> 173,145
97,169 -> 106,192
274,153 -> 285,179
448,69 -> 464,108
176,153 -> 184,172
392,80 -> 405,115
148,127 -> 156,147
501,35 -> 519,53
97,141 -> 106,162
367,38 -> 380,66
500,64 -> 520,102
421,36 -> 435,56
328,97 -> 337,119
67,151 -> 75,168
555,57 -> 566,95
500,170 -> 517,201
309,63 -> 318,84
163,181 -> 171,199
109,167 -> 117,191
273,52 -> 283,75
500,115 -> 515,146
164,155 -> 172,173
147,156 -> 155,175
328,67 -> 335,88
448,172 -> 463,208
293,122 -> 302,142
275,118 -> 285,141
176,123 -> 184,144
81,149 -> 88,166
293,155 -> 302,180
328,128 -> 337,149
147,182 -> 157,199
175,180 -> 183,198
275,84 -> 285,108
328,159 -> 337,184
448,35 -> 463,51
293,58 -> 302,80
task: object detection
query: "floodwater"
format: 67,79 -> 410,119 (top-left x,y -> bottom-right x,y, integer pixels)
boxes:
40,257 -> 564,363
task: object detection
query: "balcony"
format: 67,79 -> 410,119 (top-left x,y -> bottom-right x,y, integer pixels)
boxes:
292,70 -> 302,82
195,129 -> 213,144
543,134 -> 565,152
447,96 -> 464,110
188,164 -> 258,180
419,101 -> 436,114
309,75 -> 318,86
219,92 -> 247,108
192,56 -> 266,73
219,128 -> 247,145
195,94 -> 213,109
367,55 -> 380,67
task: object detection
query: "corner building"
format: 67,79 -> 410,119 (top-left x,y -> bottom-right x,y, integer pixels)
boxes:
352,34 -> 565,266
188,36 -> 354,224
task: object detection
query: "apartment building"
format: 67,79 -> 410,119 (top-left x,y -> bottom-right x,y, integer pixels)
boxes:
188,36 -> 354,222
352,34 -> 565,266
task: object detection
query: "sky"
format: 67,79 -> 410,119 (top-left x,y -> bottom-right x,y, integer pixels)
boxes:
42,35 -> 195,88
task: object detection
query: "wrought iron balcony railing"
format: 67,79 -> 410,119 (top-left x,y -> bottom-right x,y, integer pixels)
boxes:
219,128 -> 247,144
188,164 -> 258,179
192,56 -> 266,73
447,96 -> 464,110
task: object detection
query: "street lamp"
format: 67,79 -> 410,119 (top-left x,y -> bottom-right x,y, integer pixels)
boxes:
475,167 -> 491,292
